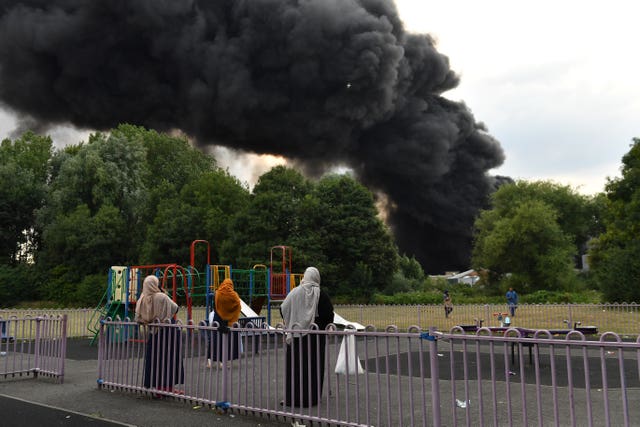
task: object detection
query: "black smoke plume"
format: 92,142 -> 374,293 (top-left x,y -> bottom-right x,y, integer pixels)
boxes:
0,0 -> 505,273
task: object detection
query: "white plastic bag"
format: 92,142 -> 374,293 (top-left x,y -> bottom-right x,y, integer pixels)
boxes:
334,334 -> 364,375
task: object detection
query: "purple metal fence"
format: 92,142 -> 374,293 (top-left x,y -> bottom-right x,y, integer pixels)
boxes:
0,315 -> 68,383
437,326 -> 639,427
335,303 -> 640,336
97,319 -> 640,426
2,303 -> 638,338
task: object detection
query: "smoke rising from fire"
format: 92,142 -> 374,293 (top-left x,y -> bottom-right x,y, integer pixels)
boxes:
0,0 -> 505,272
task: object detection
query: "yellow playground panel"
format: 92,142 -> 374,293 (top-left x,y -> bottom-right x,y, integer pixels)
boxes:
290,273 -> 303,289
210,265 -> 231,291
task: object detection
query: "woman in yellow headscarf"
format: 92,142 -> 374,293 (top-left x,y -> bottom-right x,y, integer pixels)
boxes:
207,278 -> 242,368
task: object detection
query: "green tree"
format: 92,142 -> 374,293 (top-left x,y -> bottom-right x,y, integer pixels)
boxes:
589,138 -> 640,302
141,169 -> 250,266
381,254 -> 425,295
221,166 -> 313,268
34,124 -> 226,304
294,174 -> 398,300
39,204 -> 128,303
0,263 -> 39,306
484,180 -> 599,262
0,132 -> 52,264
119,124 -> 217,227
472,199 -> 577,294
38,125 -> 218,272
398,254 -> 425,281
38,130 -> 149,274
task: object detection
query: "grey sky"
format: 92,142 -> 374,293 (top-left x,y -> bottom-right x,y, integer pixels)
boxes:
395,0 -> 640,194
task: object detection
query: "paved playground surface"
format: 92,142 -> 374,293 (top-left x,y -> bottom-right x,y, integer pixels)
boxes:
1,336 -> 637,426
0,338 -> 289,427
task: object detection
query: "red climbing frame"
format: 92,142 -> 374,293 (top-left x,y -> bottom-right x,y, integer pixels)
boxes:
269,245 -> 291,300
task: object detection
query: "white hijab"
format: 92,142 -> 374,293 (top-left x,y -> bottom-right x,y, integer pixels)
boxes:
280,266 -> 321,344
135,275 -> 178,324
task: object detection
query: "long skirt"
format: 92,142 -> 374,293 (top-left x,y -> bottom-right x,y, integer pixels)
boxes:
143,326 -> 184,390
285,334 -> 327,407
208,329 -> 241,361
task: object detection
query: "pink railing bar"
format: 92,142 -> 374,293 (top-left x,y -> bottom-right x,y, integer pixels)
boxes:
425,327 -> 440,426
4,303 -> 640,338
34,315 -> 67,381
96,319 -> 640,426
0,315 -> 67,383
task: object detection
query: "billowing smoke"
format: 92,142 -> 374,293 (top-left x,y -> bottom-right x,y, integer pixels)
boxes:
0,0 -> 505,273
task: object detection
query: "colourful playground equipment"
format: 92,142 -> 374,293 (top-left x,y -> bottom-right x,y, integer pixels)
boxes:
267,245 -> 303,319
87,241 -> 303,343
87,263 -> 193,344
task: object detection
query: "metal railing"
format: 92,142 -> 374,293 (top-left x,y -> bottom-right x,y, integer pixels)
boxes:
330,303 -> 640,336
0,315 -> 68,383
97,319 -> 640,426
4,303 -> 640,338
0,309 -> 93,338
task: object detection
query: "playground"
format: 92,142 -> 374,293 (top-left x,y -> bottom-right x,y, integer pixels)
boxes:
87,241 -> 363,345
0,310 -> 636,426
1,240 -> 639,425
1,314 -> 638,427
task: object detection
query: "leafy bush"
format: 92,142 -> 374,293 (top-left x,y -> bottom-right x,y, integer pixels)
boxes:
74,273 -> 108,306
372,288 -> 602,305
521,289 -> 601,304
0,264 -> 39,307
373,291 -> 444,305
381,272 -> 421,295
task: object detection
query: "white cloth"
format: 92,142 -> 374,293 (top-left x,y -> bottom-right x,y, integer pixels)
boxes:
280,266 -> 321,344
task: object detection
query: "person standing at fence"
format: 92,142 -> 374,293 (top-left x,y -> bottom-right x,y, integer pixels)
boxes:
280,266 -> 334,407
207,278 -> 242,368
443,290 -> 453,318
135,275 -> 184,395
506,287 -> 519,317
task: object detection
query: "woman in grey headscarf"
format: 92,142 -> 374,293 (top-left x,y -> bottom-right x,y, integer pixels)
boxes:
135,275 -> 184,395
280,266 -> 334,407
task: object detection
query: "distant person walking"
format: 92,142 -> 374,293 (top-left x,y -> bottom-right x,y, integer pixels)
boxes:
443,290 -> 453,318
506,287 -> 518,317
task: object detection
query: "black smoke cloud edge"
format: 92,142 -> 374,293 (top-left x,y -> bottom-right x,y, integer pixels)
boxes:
0,0 -> 507,272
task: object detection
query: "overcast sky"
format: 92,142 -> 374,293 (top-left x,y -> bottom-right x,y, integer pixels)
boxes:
394,0 -> 640,195
1,0 -> 637,195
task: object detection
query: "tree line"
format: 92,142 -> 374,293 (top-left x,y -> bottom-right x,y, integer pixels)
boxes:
1,125 -> 638,306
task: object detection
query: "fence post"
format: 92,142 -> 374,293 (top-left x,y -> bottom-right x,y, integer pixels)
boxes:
34,317 -> 41,378
97,320 -> 105,388
426,326 -> 441,427
485,304 -> 491,326
218,330 -> 230,411
59,315 -> 68,383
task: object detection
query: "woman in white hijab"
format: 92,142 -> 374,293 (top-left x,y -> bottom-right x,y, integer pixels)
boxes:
135,275 -> 178,324
135,275 -> 183,395
280,266 -> 334,407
